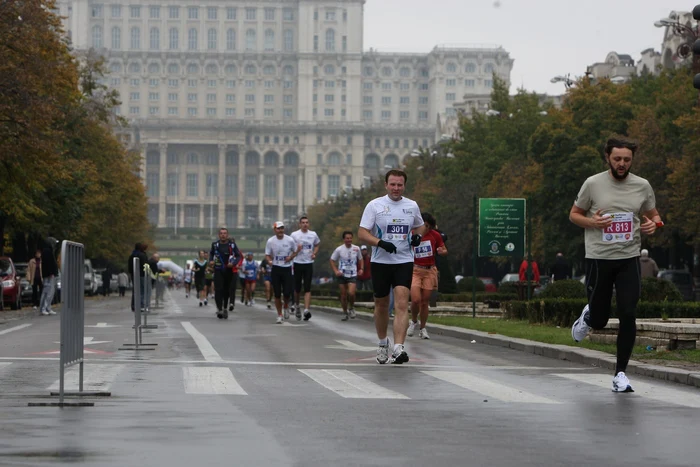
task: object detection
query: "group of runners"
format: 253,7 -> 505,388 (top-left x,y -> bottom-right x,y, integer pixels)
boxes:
177,136 -> 662,392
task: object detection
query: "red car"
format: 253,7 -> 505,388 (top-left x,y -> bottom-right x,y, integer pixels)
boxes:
0,257 -> 22,310
479,277 -> 498,293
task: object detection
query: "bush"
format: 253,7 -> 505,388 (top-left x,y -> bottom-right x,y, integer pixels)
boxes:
538,279 -> 586,299
437,292 -> 518,303
456,277 -> 485,293
641,277 -> 683,302
498,282 -> 519,294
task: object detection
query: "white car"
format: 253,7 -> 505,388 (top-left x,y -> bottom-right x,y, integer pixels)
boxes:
500,273 -> 520,284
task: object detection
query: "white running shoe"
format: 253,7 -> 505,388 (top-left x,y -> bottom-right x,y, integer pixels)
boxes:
228,303 -> 234,312
295,307 -> 302,321
303,310 -> 312,321
283,308 -> 290,320
376,341 -> 390,364
48,310 -> 57,315
251,299 -> 255,305
419,328 -> 430,340
276,315 -> 283,324
267,301 -> 271,310
571,304 -> 591,342
348,308 -> 356,319
390,345 -> 409,364
245,301 -> 250,306
407,320 -> 417,337
612,372 -> 634,393
41,310 -> 50,316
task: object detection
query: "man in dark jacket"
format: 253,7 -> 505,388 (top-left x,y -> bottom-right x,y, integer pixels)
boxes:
38,236 -> 59,316
209,227 -> 243,319
128,243 -> 148,311
551,252 -> 571,282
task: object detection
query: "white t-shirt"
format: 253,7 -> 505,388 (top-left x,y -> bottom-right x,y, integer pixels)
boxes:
265,235 -> 298,268
359,195 -> 424,264
183,269 -> 193,283
291,229 -> 321,264
330,244 -> 363,278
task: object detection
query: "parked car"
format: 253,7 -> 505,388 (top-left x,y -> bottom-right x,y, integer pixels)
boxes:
84,259 -> 97,296
500,273 -> 520,285
657,269 -> 695,301
0,257 -> 22,310
479,277 -> 497,293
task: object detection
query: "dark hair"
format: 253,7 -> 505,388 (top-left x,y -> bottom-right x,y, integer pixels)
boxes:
385,169 -> 407,183
604,137 -> 637,158
219,227 -> 228,232
342,230 -> 353,239
299,216 -> 308,223
422,212 -> 436,228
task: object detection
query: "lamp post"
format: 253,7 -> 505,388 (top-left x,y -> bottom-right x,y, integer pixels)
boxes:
654,11 -> 700,84
550,74 -> 574,89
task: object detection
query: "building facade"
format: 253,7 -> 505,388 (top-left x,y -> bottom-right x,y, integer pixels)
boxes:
57,0 -> 513,228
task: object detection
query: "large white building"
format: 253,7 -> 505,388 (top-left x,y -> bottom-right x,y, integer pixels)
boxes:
57,0 -> 513,228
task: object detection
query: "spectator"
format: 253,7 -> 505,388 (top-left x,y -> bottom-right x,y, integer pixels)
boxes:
639,249 -> 659,278
117,270 -> 129,297
356,245 -> 372,291
519,258 -> 541,283
38,236 -> 59,316
27,249 -> 43,310
551,252 -> 571,282
101,267 -> 111,296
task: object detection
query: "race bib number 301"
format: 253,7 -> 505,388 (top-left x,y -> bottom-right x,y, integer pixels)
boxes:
602,212 -> 634,243
384,223 -> 409,241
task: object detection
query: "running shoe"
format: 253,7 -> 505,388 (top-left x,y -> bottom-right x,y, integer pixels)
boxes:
572,304 -> 591,342
341,312 -> 349,321
216,310 -> 223,319
204,299 -> 208,306
245,301 -> 250,306
419,328 -> 430,340
612,372 -> 634,393
303,310 -> 312,321
41,310 -> 50,316
199,301 -> 203,307
251,299 -> 256,305
283,307 -> 290,320
228,303 -> 234,312
223,309 -> 228,319
349,308 -> 356,319
390,345 -> 409,364
295,307 -> 302,321
276,315 -> 283,324
407,320 -> 417,337
376,341 -> 390,364
185,294 -> 189,298
48,310 -> 57,315
267,301 -> 271,310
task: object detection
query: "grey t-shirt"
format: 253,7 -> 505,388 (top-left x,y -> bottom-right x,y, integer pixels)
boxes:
574,171 -> 656,260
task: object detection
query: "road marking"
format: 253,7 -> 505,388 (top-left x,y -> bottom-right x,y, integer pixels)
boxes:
86,323 -> 121,328
48,364 -> 124,391
0,362 -> 11,371
423,371 -> 560,404
181,322 -> 223,362
299,369 -> 409,399
182,367 -> 247,395
0,324 -> 32,335
325,340 -> 377,352
553,373 -> 700,408
53,337 -> 112,345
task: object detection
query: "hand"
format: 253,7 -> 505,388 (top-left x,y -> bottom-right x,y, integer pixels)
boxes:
311,253 -> 316,260
335,270 -> 343,277
285,255 -> 293,263
591,209 -> 613,230
410,234 -> 422,247
437,246 -> 447,255
377,240 -> 397,254
297,244 -> 303,252
641,215 -> 656,235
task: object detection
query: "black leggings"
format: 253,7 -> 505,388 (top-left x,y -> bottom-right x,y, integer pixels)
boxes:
585,257 -> 641,374
271,266 -> 293,300
214,269 -> 237,311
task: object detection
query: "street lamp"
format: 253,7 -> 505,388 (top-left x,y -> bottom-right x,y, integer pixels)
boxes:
550,74 -> 574,89
654,14 -> 698,62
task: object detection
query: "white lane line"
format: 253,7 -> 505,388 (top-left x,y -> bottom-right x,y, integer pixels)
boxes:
0,362 -> 11,371
423,371 -> 560,404
553,373 -> 700,408
0,324 -> 32,335
299,369 -> 409,399
183,367 -> 247,395
181,322 -> 223,363
47,364 -> 125,391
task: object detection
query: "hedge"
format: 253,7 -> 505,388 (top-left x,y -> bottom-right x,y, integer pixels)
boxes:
504,298 -> 700,326
537,279 -> 586,299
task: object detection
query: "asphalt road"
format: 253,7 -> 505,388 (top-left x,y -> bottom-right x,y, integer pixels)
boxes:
1,290 -> 699,466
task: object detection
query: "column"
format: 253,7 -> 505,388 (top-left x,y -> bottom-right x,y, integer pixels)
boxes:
257,171 -> 264,225
237,150 -> 245,227
178,169 -> 185,228
158,143 -> 167,227
277,172 -> 284,221
139,147 -> 147,183
298,168 -> 305,214
199,203 -> 205,229
218,144 -> 226,227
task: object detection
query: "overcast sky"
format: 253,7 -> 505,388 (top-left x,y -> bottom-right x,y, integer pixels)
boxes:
363,0 -> 681,95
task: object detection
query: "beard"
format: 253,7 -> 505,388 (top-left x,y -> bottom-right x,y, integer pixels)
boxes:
608,161 -> 630,180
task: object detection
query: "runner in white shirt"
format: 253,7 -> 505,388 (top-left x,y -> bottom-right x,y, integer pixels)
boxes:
359,169 -> 426,364
265,221 -> 300,324
330,231 -> 364,321
183,263 -> 193,298
291,216 -> 321,321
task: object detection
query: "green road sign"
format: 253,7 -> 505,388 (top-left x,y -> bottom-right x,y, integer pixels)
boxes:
478,198 -> 526,257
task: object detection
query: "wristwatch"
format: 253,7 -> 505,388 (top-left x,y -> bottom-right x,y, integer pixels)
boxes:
655,220 -> 664,228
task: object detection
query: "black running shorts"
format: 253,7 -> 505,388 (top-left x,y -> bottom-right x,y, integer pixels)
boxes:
370,262 -> 413,298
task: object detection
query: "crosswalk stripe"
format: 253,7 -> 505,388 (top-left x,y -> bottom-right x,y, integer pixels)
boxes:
553,373 -> 700,408
47,364 -> 124,391
0,324 -> 32,335
423,371 -> 561,404
299,369 -> 409,399
181,321 -> 223,362
182,367 -> 247,395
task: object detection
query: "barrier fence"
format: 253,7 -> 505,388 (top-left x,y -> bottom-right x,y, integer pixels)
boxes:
118,257 -> 157,351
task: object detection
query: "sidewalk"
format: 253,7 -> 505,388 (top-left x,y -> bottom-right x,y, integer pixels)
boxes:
312,305 -> 700,389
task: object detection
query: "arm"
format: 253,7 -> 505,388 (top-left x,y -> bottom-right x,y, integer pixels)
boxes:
330,258 -> 341,277
436,235 -> 448,256
209,242 -> 215,263
641,208 -> 662,235
312,244 -> 320,260
569,205 -> 612,230
356,251 -> 364,275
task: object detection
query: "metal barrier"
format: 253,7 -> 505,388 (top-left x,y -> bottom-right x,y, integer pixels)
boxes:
152,274 -> 166,309
118,258 -> 157,351
141,265 -> 158,329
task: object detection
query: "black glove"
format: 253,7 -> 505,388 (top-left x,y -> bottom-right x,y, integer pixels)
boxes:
377,240 -> 397,254
410,234 -> 422,247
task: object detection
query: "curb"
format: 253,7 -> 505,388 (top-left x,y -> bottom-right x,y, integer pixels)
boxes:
312,305 -> 700,389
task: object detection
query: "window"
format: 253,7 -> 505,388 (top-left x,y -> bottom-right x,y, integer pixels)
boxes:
130,5 -> 140,18
146,173 -> 159,197
313,35 -> 318,51
168,79 -> 178,87
324,64 -> 335,75
328,175 -> 340,196
207,7 -> 217,20
465,79 -> 475,87
245,94 -> 255,103
226,80 -> 235,88
207,93 -> 216,103
485,79 -> 493,88
246,29 -> 256,51
169,6 -> 179,19
111,5 -> 121,17
419,96 -> 428,104
324,109 -> 334,117
206,63 -> 218,74
168,93 -> 177,102
400,96 -> 409,104
325,29 -> 335,51
283,80 -> 293,89
264,94 -> 274,103
169,28 -> 178,50
342,36 -> 347,52
400,111 -> 409,120
130,27 -> 140,49
92,26 -> 103,48
363,96 -> 372,105
316,175 -> 322,199
382,82 -> 392,91
187,174 -> 198,197
325,80 -> 335,88
420,68 -> 429,77
245,7 -> 256,20
168,107 -> 177,115
264,175 -> 277,198
188,7 -> 198,19
111,26 -> 121,49
226,175 -> 237,197
446,62 -> 457,73
187,93 -> 197,103
466,63 -> 476,73
227,7 -> 236,20
130,92 -> 140,101
328,153 -> 341,166
363,110 -> 372,120
226,29 -> 236,50
446,79 -> 456,87
149,27 -> 159,50
419,111 -> 428,120
284,175 -> 297,198
150,6 -> 160,18
381,96 -> 391,105
382,66 -> 392,77
188,107 -> 197,116
283,109 -> 293,119
419,83 -> 429,91
245,80 -> 255,88
148,92 -> 159,101
168,63 -> 179,74
283,29 -> 293,51
400,83 -> 410,91
264,8 -> 275,21
129,106 -> 140,115
226,94 -> 235,102
188,28 -> 198,50
381,110 -> 391,120
207,29 -> 217,50
446,108 -> 456,117
484,63 -> 494,74
346,136 -> 353,146
363,82 -> 372,90
264,29 -> 274,51
187,64 -> 199,75
245,175 -> 257,198
167,173 -> 179,196
326,10 -> 336,21
446,93 -> 456,101
130,78 -> 140,86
